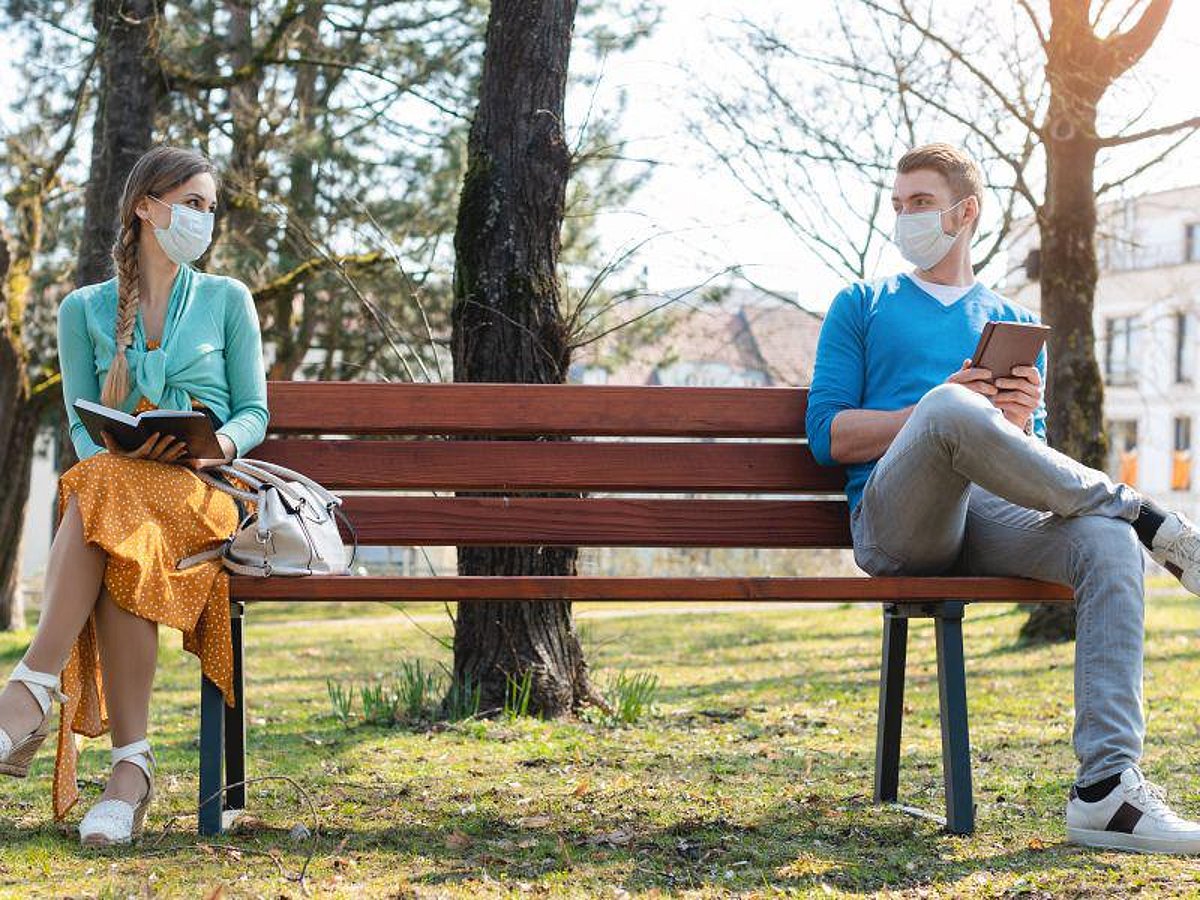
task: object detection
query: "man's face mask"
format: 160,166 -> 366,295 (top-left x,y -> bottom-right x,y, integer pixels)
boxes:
893,197 -> 968,271
148,194 -> 214,265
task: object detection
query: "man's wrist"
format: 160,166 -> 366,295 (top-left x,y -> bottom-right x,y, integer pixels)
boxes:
1023,416 -> 1035,436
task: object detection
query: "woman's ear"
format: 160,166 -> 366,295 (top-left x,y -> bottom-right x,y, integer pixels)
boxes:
134,196 -> 156,225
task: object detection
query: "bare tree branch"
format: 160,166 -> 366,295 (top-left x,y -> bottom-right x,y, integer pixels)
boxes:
1098,0 -> 1173,80
861,0 -> 1044,135
1098,116 -> 1200,148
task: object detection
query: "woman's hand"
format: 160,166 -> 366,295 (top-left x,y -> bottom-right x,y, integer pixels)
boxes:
185,434 -> 238,470
101,430 -> 188,463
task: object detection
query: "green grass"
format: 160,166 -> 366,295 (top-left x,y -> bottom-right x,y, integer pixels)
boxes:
3,587 -> 1200,897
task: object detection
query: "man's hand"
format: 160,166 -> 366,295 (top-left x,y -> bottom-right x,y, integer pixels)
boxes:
992,364 -> 1041,432
945,359 -> 997,398
102,430 -> 188,463
945,359 -> 1041,431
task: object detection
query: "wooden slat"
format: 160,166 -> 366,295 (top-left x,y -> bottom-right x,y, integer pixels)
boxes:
231,575 -> 1074,603
248,439 -> 845,493
336,497 -> 850,547
264,382 -> 810,437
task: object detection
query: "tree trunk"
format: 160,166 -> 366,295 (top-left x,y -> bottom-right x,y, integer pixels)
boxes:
0,393 -> 36,631
1020,31 -> 1106,644
0,235 -> 31,630
270,1 -> 324,382
449,0 -> 596,717
77,0 -> 161,287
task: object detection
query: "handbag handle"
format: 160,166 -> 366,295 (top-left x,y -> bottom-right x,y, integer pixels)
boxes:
195,467 -> 260,504
196,463 -> 308,511
223,460 -> 310,510
235,458 -> 343,508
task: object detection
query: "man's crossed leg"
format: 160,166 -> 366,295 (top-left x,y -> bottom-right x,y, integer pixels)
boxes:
851,382 -> 1200,853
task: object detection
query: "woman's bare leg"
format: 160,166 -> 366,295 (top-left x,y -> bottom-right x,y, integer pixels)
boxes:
0,494 -> 105,741
94,588 -> 157,803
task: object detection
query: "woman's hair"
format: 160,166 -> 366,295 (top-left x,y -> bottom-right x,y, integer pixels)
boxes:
100,145 -> 219,407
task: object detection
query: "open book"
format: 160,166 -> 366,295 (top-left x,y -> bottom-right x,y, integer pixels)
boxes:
74,398 -> 224,460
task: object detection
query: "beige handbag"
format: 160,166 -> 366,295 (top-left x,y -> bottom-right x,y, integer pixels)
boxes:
177,458 -> 356,577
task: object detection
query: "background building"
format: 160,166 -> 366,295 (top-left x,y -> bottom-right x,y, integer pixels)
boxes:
1005,185 -> 1200,519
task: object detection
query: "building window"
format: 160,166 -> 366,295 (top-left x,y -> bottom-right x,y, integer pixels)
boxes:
1104,316 -> 1137,385
1177,311 -> 1193,384
1108,420 -> 1138,487
1187,224 -> 1200,263
1173,416 -> 1192,492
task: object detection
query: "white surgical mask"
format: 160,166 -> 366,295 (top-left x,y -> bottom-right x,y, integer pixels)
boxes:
149,195 -> 214,264
893,198 -> 968,271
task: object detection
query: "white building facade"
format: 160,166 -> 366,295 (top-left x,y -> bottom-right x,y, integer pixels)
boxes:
1005,185 -> 1200,517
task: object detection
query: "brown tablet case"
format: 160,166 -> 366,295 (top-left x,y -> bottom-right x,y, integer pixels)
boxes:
970,321 -> 1050,379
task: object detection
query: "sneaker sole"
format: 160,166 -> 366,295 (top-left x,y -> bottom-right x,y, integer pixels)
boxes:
1068,826 -> 1200,855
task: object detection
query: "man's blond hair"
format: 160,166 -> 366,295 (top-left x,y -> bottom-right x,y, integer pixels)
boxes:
897,143 -> 984,229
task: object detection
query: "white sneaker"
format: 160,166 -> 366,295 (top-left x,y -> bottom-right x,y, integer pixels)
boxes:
1066,768 -> 1200,854
1150,512 -> 1200,595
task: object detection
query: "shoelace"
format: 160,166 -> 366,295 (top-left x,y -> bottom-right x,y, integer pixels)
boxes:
1129,778 -> 1183,824
1162,515 -> 1200,563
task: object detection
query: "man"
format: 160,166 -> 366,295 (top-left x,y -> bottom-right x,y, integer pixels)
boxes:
806,142 -> 1200,854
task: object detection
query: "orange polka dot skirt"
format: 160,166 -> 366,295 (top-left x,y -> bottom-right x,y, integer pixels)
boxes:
51,395 -> 240,820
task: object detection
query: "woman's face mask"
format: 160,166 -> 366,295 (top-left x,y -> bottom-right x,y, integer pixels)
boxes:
893,197 -> 968,271
148,194 -> 214,264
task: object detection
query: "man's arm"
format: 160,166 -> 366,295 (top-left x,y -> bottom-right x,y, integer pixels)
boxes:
826,360 -> 1004,464
829,407 -> 915,463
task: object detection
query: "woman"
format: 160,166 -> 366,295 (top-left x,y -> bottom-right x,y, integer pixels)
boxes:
0,145 -> 268,846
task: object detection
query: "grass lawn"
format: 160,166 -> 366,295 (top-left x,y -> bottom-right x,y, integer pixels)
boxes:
2,585 -> 1200,898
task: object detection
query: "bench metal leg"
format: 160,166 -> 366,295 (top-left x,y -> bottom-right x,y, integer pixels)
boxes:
198,671 -> 225,836
934,601 -> 974,834
874,605 -> 907,803
224,602 -> 246,813
873,601 -> 975,835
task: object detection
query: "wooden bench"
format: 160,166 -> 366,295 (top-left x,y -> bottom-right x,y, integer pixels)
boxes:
197,382 -> 1074,836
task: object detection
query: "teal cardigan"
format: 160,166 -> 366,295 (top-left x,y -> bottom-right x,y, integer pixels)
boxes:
57,264 -> 269,461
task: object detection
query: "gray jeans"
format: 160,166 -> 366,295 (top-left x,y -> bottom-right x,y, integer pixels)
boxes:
850,382 -> 1146,786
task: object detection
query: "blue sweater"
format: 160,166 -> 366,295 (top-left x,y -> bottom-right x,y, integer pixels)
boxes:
805,274 -> 1047,513
57,264 -> 269,461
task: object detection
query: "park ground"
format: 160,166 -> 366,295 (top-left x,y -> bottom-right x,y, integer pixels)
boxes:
2,582 -> 1200,898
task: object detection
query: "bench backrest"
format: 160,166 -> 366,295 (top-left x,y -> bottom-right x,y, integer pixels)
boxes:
246,382 -> 851,549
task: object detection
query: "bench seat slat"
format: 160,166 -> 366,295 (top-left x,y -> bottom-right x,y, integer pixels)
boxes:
265,382 -> 809,437
249,439 -> 844,492
336,496 -> 851,547
230,575 -> 1073,602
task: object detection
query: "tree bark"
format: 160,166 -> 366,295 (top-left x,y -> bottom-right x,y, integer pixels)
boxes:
1021,83 -> 1103,643
77,0 -> 161,287
449,0 -> 597,717
0,234 -> 32,630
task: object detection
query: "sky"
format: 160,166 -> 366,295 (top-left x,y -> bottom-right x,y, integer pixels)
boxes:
1,1 -> 1197,313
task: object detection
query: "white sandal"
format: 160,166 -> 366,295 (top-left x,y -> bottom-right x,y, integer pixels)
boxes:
0,661 -> 66,778
78,739 -> 156,847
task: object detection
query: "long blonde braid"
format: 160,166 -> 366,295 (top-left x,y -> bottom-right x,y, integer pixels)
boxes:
99,221 -> 142,407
